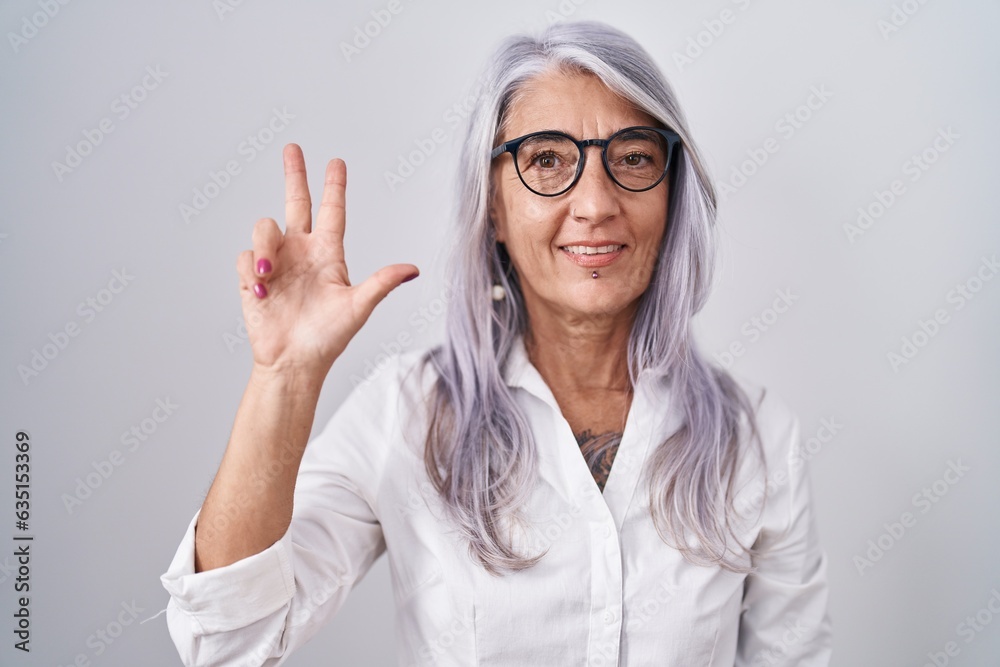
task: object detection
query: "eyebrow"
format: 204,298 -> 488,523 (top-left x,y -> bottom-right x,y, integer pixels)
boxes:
511,125 -> 660,140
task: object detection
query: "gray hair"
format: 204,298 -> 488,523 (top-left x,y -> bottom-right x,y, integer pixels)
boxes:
418,20 -> 766,576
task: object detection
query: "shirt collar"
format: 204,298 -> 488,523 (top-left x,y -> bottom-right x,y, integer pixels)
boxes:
503,332 -> 666,405
502,332 -> 533,390
502,333 -> 555,408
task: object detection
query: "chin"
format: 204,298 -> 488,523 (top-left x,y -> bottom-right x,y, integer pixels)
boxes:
565,292 -> 633,318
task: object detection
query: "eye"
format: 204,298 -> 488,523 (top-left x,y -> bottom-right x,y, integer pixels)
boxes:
622,152 -> 651,167
531,150 -> 560,169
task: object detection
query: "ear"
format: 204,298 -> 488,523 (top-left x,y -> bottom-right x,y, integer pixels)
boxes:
488,175 -> 505,243
491,217 -> 505,245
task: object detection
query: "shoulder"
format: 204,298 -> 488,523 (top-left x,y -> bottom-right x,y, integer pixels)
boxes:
722,370 -> 804,505
721,371 -> 815,538
725,369 -> 801,461
338,342 -> 442,415
303,343 -> 443,485
320,343 -> 443,455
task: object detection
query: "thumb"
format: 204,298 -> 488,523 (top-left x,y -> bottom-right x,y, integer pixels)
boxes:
354,264 -> 420,316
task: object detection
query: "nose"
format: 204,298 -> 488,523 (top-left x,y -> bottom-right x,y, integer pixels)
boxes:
568,145 -> 620,223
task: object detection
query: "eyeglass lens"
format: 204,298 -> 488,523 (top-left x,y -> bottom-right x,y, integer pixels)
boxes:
515,129 -> 669,195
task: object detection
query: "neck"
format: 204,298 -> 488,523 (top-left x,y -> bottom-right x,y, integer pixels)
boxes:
523,302 -> 637,395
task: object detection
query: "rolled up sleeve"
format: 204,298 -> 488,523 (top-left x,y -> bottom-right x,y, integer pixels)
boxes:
736,410 -> 833,666
160,510 -> 300,665
159,364 -> 395,666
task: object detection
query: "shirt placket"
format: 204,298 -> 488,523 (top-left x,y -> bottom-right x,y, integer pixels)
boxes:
506,340 -> 663,666
585,375 -> 658,667
588,516 -> 624,666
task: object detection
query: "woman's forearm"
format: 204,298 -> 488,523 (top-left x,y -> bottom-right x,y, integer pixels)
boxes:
194,364 -> 326,572
192,148 -> 417,573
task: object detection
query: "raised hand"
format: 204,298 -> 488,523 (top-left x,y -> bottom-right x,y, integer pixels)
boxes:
235,143 -> 419,380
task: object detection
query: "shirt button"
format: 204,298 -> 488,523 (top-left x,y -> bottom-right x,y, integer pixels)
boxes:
604,610 -> 615,623
603,526 -> 612,538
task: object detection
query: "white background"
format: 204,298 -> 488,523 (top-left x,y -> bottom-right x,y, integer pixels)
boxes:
1,0 -> 998,665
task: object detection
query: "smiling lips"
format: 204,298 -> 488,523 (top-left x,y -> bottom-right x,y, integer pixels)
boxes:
559,243 -> 626,267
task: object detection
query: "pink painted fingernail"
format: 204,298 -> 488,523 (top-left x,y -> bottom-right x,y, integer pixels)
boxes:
402,273 -> 419,283
257,258 -> 272,275
253,282 -> 268,299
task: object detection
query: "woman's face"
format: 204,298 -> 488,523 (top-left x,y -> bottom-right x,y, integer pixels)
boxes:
489,68 -> 669,327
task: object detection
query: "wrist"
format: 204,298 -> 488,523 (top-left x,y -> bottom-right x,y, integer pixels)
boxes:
249,360 -> 328,396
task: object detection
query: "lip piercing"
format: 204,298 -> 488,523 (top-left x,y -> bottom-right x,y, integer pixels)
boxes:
592,271 -> 599,279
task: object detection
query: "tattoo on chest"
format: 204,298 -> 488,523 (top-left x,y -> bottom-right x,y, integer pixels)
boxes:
574,430 -> 623,492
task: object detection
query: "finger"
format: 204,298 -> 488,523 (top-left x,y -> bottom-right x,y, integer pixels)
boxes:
314,159 -> 347,259
354,264 -> 420,319
238,248 -> 268,300
237,249 -> 255,294
283,144 -> 312,235
252,217 -> 283,279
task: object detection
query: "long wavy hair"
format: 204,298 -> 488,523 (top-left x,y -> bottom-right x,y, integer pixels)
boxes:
418,20 -> 766,576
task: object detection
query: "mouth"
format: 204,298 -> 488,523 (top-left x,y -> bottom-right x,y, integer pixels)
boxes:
558,243 -> 626,268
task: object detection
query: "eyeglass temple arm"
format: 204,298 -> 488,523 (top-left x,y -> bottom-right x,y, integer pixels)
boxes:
490,142 -> 512,160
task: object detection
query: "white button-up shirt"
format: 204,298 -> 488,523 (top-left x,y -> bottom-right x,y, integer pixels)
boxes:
161,335 -> 832,666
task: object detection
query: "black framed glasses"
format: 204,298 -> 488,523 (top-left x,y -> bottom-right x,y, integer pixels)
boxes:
490,126 -> 681,197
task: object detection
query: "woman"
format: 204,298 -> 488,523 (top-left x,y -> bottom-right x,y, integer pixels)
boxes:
161,20 -> 832,666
